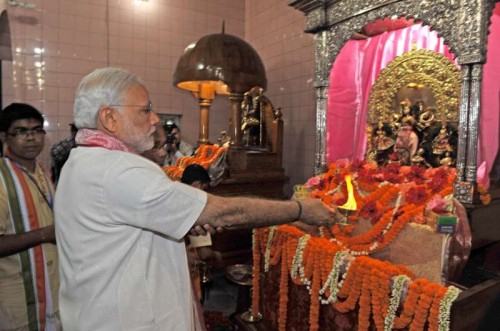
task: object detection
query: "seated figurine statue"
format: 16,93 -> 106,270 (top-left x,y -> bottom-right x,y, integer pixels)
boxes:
373,124 -> 395,152
439,151 -> 454,167
432,122 -> 452,155
241,88 -> 262,131
411,148 -> 431,167
393,118 -> 419,165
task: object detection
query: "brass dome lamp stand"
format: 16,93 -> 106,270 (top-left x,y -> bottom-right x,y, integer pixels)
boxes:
173,23 -> 267,147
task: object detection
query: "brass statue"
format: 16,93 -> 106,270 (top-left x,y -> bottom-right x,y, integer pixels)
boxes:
432,122 -> 452,155
417,106 -> 435,130
373,122 -> 395,152
241,88 -> 262,132
393,119 -> 419,165
240,87 -> 280,149
412,148 -> 431,167
439,151 -> 454,167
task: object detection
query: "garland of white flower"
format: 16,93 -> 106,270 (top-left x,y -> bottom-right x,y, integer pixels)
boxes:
438,286 -> 461,331
365,192 -> 403,254
352,179 -> 369,198
290,234 -> 312,289
329,192 -> 403,256
264,226 -> 277,272
384,274 -> 411,331
319,250 -> 350,304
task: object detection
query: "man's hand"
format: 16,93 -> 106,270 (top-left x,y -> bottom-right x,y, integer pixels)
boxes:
299,199 -> 340,227
189,223 -> 224,236
39,224 -> 56,244
0,224 -> 56,258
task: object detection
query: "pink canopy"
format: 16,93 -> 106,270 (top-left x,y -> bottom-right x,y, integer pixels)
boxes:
327,7 -> 500,187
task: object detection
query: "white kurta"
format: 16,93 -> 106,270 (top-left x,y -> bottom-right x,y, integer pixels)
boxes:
55,147 -> 207,331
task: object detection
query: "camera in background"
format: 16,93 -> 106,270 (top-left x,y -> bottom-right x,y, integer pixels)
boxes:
164,120 -> 177,145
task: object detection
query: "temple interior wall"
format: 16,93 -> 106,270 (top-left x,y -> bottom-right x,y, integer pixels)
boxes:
1,0 -> 317,198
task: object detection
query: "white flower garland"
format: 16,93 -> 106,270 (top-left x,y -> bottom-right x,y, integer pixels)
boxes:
353,180 -> 369,197
384,274 -> 411,331
290,234 -> 312,289
264,226 -> 277,272
319,250 -> 350,304
330,192 -> 403,256
438,286 -> 461,331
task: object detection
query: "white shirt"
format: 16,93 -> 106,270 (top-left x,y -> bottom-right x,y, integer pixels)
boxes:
55,147 -> 207,331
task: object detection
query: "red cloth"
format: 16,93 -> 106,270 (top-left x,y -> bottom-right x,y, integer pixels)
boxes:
75,129 -> 137,154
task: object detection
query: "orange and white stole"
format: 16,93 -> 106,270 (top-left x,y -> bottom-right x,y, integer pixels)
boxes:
0,158 -> 55,331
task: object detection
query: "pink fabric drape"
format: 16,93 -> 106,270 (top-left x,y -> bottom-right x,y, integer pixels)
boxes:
327,14 -> 500,187
478,3 -> 500,187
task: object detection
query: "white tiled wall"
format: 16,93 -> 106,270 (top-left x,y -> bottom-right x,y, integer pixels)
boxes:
245,0 -> 316,197
2,0 -> 316,197
2,0 -> 245,168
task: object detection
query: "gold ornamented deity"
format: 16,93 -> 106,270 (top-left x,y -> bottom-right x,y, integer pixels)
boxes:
439,151 -> 454,167
373,123 -> 395,152
411,148 -> 431,167
417,106 -> 435,130
393,120 -> 419,165
432,122 -> 452,155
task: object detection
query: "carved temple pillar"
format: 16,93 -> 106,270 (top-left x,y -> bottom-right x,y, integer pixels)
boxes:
454,63 -> 483,204
455,65 -> 471,182
228,92 -> 244,148
466,64 -> 483,184
314,84 -> 328,175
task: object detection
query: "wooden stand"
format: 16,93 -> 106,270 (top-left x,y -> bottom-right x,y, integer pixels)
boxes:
209,149 -> 287,267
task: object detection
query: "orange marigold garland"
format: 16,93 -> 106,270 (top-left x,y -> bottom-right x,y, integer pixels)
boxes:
278,236 -> 289,331
309,249 -> 321,331
252,158 -> 464,331
251,229 -> 261,318
162,145 -> 228,181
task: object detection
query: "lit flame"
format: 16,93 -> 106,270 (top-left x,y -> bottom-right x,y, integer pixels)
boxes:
340,174 -> 357,211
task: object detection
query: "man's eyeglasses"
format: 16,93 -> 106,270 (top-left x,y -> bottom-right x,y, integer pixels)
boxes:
7,128 -> 46,139
153,143 -> 167,151
108,102 -> 154,113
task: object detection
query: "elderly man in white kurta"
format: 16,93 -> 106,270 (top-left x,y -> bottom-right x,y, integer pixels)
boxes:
55,67 -> 336,331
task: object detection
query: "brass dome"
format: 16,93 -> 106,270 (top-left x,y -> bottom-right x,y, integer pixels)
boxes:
173,32 -> 267,94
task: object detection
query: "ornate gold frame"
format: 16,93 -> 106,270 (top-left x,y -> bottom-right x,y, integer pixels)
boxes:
290,0 -> 497,203
367,48 -> 461,125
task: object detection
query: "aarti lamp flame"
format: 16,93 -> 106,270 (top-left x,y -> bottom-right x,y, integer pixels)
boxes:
339,174 -> 357,211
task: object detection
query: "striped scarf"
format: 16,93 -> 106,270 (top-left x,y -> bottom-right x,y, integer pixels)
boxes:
0,158 -> 57,331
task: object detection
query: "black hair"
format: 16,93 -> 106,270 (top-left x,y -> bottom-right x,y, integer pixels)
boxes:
70,123 -> 78,133
181,164 -> 210,185
0,103 -> 44,132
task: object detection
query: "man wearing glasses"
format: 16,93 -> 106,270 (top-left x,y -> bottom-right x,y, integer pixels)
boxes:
55,67 -> 336,331
0,103 -> 61,330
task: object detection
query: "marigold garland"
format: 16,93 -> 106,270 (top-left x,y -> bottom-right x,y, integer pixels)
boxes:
253,223 -> 461,331
251,229 -> 261,318
279,236 -> 289,331
162,145 -> 228,181
252,160 -> 464,331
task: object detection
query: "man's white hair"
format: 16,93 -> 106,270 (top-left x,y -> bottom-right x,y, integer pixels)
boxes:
73,67 -> 144,129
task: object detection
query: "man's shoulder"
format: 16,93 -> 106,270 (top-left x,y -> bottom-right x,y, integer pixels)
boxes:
72,147 -> 160,172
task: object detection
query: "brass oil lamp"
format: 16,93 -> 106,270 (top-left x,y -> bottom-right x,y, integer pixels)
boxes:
337,174 -> 357,226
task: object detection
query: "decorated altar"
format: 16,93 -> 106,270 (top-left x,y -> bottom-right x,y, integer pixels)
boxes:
247,159 -> 474,331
